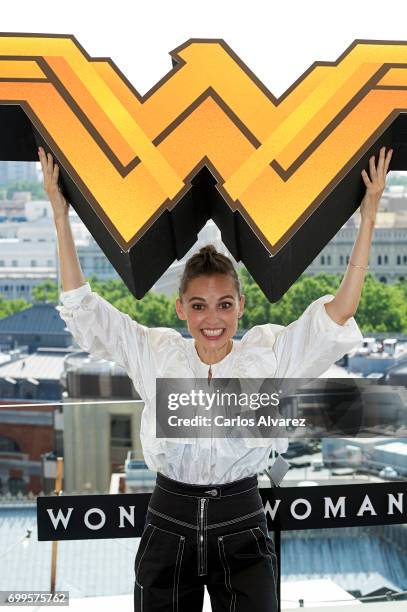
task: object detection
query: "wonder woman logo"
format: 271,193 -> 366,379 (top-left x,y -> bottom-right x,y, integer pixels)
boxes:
0,35 -> 402,299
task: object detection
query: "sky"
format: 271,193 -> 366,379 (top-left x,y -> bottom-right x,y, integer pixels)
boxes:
1,0 -> 407,99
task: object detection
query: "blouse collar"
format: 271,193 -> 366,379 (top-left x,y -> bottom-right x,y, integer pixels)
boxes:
189,338 -> 237,373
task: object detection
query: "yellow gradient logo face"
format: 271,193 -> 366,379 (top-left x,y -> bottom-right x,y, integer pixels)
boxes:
0,35 -> 403,257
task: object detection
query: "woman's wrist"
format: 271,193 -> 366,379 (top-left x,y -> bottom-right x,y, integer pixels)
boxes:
359,214 -> 376,230
54,212 -> 70,227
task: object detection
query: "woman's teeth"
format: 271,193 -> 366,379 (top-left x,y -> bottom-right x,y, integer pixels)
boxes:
201,328 -> 224,337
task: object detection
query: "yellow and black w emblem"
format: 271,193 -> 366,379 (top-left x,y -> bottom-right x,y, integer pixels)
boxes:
0,35 -> 402,299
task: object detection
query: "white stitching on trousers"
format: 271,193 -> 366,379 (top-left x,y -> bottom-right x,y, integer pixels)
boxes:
221,525 -> 262,540
204,495 -> 208,574
251,527 -> 265,557
218,536 -> 236,612
148,505 -> 197,530
196,500 -> 199,577
206,507 -> 265,529
152,522 -> 187,539
135,524 -> 155,611
148,504 -> 265,531
136,522 -> 186,611
252,528 -> 279,610
174,536 -> 185,612
262,531 -> 279,610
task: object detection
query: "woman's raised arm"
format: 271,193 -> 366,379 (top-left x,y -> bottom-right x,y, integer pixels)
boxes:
38,146 -> 86,292
38,146 -> 135,371
324,146 -> 393,325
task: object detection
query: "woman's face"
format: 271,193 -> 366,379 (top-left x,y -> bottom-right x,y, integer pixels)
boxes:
175,273 -> 245,350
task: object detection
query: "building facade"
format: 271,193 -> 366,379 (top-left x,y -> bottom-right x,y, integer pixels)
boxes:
307,211 -> 407,283
61,353 -> 143,494
0,402 -> 55,495
0,161 -> 38,186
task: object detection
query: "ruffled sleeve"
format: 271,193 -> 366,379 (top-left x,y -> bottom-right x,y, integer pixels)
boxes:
56,282 -> 161,399
272,293 -> 363,379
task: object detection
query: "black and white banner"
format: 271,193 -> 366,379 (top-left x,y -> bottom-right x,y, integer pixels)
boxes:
37,482 -> 407,540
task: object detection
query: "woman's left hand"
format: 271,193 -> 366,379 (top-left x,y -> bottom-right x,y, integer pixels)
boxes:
360,146 -> 393,224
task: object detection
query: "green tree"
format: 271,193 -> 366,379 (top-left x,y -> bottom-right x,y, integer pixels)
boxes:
30,267 -> 407,333
238,268 -> 342,328
280,273 -> 341,320
88,276 -> 181,327
355,273 -> 407,332
238,268 -> 407,333
0,296 -> 30,318
31,279 -> 58,303
6,180 -> 46,200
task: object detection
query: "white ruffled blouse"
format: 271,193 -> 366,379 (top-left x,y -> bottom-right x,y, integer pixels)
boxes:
56,282 -> 363,484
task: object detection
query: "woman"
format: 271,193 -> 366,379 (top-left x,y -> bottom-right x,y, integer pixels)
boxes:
39,145 -> 392,612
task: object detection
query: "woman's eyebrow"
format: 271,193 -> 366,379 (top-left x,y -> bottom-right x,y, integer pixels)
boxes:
188,295 -> 235,302
218,295 -> 235,300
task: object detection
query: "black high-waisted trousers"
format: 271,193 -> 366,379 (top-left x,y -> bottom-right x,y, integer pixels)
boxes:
134,471 -> 278,611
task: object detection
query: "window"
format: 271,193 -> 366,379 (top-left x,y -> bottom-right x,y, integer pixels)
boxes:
0,261 -> 4,267
397,255 -> 401,265
110,415 -> 132,448
384,255 -> 388,265
110,414 -> 132,466
0,435 -> 20,452
320,255 -> 325,265
327,255 -> 331,265
12,260 -> 17,267
8,477 -> 26,495
404,255 -> 407,265
31,260 -> 36,267
346,255 -> 350,264
339,255 -> 344,265
378,255 -> 382,265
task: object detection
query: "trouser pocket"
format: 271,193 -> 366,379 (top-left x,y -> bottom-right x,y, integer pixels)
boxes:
134,523 -> 185,612
217,526 -> 279,611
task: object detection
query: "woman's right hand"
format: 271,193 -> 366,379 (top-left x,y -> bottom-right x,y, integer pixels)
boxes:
38,146 -> 70,222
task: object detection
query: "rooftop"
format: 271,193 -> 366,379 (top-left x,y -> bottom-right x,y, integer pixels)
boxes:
0,506 -> 137,598
374,441 -> 407,455
0,304 -> 66,335
0,348 -> 71,381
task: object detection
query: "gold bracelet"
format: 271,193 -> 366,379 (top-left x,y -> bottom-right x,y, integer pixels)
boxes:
349,260 -> 369,270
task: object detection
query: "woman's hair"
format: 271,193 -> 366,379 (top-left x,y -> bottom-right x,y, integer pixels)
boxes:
178,244 -> 241,297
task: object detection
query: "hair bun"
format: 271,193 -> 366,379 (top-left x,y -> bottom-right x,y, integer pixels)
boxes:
199,244 -> 218,259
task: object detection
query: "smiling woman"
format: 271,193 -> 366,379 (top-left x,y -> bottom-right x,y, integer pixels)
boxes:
55,243 -> 363,612
175,245 -> 245,371
39,140 -> 391,611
